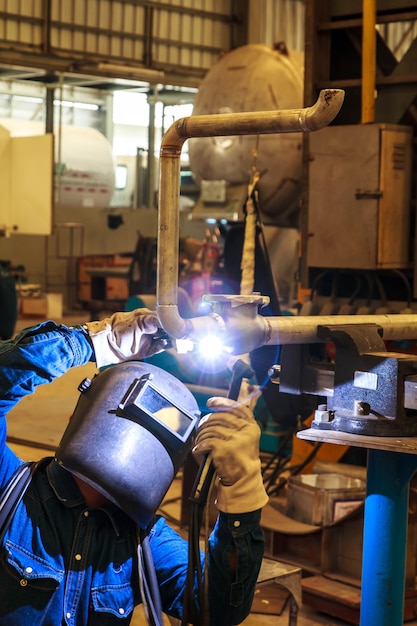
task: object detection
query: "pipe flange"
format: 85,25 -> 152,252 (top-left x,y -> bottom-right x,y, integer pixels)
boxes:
202,293 -> 270,308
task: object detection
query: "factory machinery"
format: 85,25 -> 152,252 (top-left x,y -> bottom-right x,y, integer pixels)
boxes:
186,4 -> 417,321
2,3 -> 417,622
5,3 -> 413,623
153,22 -> 417,616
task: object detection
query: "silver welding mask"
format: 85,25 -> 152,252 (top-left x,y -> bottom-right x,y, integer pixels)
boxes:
55,361 -> 200,528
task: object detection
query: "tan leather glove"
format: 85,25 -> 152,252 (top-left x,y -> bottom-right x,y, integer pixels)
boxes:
85,309 -> 166,368
192,396 -> 268,514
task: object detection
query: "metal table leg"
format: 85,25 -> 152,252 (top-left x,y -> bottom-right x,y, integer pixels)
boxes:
256,558 -> 302,625
360,449 -> 417,626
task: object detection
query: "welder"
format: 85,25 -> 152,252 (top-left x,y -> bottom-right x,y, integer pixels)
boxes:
0,308 -> 268,626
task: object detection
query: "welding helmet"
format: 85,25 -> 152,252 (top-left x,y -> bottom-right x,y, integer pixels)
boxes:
55,361 -> 200,528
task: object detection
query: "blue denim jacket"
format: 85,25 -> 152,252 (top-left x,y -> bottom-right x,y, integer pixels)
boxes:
0,321 -> 264,625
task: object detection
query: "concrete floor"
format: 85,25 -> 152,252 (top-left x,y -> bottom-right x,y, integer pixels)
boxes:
7,313 -> 417,625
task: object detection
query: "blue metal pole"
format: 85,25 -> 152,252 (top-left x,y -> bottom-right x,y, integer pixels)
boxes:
360,449 -> 417,626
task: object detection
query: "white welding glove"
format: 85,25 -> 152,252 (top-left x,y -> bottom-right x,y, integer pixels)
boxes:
85,309 -> 166,368
193,396 -> 269,514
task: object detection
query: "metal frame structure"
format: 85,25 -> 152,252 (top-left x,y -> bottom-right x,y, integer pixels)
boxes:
0,0 -> 248,89
300,0 -> 417,296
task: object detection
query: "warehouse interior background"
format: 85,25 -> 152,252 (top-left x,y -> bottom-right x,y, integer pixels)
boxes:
0,0 -> 417,322
0,0 -> 306,316
4,1 -> 417,625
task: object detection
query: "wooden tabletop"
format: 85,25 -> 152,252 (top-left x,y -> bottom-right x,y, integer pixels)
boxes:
298,427 -> 417,454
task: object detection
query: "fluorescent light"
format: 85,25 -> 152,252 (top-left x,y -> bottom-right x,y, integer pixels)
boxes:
53,100 -> 99,111
97,63 -> 165,83
0,94 -> 43,104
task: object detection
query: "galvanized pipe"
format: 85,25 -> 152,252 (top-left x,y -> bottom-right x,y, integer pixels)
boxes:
157,88 -> 345,340
157,85 -> 417,350
262,313 -> 417,346
175,312 -> 417,354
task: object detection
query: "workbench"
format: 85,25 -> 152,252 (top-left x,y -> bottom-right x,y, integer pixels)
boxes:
297,428 -> 417,626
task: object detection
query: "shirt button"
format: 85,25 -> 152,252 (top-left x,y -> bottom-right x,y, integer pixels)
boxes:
233,520 -> 241,528
66,612 -> 71,619
25,566 -> 33,574
20,579 -> 28,586
118,608 -> 125,615
75,554 -> 82,561
84,511 -> 89,517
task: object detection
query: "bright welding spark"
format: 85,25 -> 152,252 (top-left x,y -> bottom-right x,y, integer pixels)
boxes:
174,334 -> 232,376
175,338 -> 194,354
196,335 -> 232,360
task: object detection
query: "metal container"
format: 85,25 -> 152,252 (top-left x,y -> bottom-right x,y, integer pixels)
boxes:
286,473 -> 365,526
188,43 -> 304,225
307,123 -> 412,270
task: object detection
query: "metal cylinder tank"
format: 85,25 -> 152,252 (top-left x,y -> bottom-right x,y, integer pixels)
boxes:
188,43 -> 304,226
0,117 -> 115,209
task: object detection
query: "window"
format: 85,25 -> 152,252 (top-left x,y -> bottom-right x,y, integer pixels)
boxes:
115,164 -> 128,190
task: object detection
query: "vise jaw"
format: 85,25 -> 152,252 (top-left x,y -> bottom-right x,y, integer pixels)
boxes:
279,323 -> 417,437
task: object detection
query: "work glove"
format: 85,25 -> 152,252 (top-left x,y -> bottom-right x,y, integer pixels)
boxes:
193,396 -> 269,514
85,309 -> 166,368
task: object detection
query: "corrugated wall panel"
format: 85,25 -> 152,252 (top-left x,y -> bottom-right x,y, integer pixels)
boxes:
0,0 -> 241,83
0,0 -> 44,48
252,0 -> 305,51
152,0 -> 233,70
50,0 -> 233,71
50,1 -> 146,61
378,21 -> 417,61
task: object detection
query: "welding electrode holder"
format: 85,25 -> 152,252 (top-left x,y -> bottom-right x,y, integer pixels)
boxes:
189,358 -> 255,506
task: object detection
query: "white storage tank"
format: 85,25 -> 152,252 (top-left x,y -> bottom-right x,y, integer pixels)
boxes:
188,43 -> 304,226
0,117 -> 115,210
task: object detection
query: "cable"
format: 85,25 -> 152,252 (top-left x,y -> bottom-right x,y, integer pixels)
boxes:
138,530 -> 164,626
181,455 -> 215,626
181,359 -> 254,626
6,435 -> 56,451
373,272 -> 389,313
266,441 -> 323,498
355,272 -> 375,314
299,269 -> 331,316
262,430 -> 294,493
391,269 -> 412,309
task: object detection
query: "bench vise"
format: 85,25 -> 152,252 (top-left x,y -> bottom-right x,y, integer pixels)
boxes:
278,322 -> 417,437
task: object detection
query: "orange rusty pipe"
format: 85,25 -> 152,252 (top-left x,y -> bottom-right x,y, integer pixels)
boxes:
362,0 -> 377,123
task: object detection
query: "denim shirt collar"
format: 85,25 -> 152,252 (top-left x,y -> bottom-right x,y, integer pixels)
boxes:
47,458 -> 123,536
47,459 -> 85,506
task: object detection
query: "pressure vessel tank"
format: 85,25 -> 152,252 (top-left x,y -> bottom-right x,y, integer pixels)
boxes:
188,43 -> 304,226
0,117 -> 115,209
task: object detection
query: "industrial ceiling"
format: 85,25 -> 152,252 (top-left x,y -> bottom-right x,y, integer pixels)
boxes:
0,0 -> 249,94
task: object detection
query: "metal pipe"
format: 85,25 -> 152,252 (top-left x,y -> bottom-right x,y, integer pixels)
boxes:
360,450 -> 417,626
262,313 -> 417,346
157,89 -> 345,339
361,0 -> 376,123
172,312 -> 417,354
147,87 -> 157,209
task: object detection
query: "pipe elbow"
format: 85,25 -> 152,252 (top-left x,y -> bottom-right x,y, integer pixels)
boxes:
300,89 -> 345,131
160,117 -> 189,156
157,305 -> 189,339
157,305 -> 222,342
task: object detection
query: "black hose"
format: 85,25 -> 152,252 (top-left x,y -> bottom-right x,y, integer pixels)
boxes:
182,358 -> 254,626
138,531 -> 164,626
